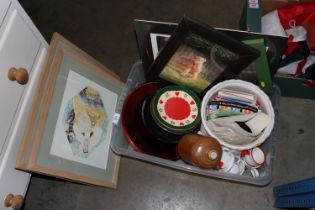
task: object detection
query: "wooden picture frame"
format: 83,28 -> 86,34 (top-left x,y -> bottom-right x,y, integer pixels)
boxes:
147,17 -> 260,95
16,33 -> 123,188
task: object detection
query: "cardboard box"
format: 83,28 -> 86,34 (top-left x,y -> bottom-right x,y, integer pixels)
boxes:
240,0 -> 262,33
240,0 -> 315,31
273,76 -> 315,99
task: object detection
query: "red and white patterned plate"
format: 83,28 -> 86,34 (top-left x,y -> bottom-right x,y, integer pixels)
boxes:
151,86 -> 201,134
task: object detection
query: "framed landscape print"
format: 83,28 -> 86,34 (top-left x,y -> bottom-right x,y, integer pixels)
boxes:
16,34 -> 123,188
146,17 -> 260,95
135,19 -> 287,94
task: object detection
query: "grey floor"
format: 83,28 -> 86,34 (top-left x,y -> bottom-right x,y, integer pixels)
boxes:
19,0 -> 315,209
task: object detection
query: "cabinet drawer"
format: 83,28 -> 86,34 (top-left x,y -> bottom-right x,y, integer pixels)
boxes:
0,0 -> 10,26
0,8 -> 40,155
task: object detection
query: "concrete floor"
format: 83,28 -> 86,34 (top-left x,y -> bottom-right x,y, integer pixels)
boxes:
19,0 -> 315,209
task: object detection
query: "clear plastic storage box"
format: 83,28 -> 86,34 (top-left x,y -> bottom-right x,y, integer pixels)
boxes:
111,61 -> 280,186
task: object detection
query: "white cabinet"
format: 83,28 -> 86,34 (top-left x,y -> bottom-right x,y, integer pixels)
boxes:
0,8 -> 41,154
0,0 -> 10,26
0,0 -> 48,209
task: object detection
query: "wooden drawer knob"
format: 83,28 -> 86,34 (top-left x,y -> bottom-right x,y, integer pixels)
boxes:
4,194 -> 24,210
8,67 -> 29,85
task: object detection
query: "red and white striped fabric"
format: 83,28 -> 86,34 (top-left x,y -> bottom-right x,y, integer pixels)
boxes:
262,3 -> 315,75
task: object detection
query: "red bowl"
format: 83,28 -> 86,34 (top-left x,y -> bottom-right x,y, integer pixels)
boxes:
121,82 -> 179,160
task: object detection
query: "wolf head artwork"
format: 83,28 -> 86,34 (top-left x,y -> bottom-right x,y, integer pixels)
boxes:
64,86 -> 107,158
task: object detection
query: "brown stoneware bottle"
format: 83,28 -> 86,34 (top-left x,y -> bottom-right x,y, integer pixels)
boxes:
178,134 -> 222,169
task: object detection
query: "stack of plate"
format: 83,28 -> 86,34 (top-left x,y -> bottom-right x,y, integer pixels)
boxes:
122,83 -> 202,159
122,82 -> 179,160
149,86 -> 201,141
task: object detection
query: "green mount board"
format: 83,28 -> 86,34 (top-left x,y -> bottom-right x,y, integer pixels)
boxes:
243,38 -> 273,93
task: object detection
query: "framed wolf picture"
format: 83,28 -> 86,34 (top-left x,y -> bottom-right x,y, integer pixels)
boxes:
16,33 -> 123,188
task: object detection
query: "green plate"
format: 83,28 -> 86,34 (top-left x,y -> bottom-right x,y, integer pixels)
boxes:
150,86 -> 201,133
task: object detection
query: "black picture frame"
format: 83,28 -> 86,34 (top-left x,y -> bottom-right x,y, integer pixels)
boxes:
146,17 -> 261,95
134,19 -> 177,72
134,20 -> 287,79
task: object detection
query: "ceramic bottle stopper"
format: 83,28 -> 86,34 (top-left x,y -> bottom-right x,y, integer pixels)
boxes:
178,134 -> 222,169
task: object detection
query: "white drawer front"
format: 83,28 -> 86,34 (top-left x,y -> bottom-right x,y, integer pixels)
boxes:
0,9 -> 40,155
0,0 -> 10,26
0,48 -> 46,209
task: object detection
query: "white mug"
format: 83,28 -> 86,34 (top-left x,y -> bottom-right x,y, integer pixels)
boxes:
241,147 -> 265,168
229,157 -> 245,175
218,148 -> 235,172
